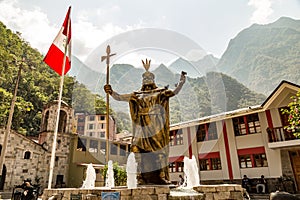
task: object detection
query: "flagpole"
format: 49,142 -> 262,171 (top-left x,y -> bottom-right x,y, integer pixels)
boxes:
47,13 -> 71,189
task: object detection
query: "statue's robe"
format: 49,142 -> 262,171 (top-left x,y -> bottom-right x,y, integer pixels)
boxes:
130,88 -> 175,183
112,88 -> 175,184
129,88 -> 174,154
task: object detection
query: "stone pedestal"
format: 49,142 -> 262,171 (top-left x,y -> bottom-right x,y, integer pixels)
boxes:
193,184 -> 245,200
42,186 -> 170,200
42,184 -> 244,200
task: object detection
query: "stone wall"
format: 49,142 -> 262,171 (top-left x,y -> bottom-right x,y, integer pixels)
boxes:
42,186 -> 170,200
0,127 -> 74,191
42,184 -> 245,200
193,184 -> 244,200
0,128 -> 48,190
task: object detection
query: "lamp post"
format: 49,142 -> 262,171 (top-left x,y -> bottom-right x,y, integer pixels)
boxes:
0,57 -> 25,183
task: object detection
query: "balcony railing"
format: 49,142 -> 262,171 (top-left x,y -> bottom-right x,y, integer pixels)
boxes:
267,127 -> 297,143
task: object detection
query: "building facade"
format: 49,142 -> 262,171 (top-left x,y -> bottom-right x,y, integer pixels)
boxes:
0,101 -> 130,190
75,112 -> 116,140
168,81 -> 300,193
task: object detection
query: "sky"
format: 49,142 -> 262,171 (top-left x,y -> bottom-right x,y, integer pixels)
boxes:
0,0 -> 300,68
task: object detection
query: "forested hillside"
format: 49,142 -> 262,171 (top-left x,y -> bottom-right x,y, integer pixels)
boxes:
0,21 -> 108,136
217,17 -> 300,94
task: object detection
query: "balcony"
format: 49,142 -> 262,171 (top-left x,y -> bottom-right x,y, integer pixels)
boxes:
267,127 -> 300,149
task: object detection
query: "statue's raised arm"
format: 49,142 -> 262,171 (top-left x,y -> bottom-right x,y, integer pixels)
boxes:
173,71 -> 187,95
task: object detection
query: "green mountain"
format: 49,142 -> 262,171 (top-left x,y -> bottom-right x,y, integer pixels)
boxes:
191,54 -> 219,73
68,55 -> 104,91
217,17 -> 300,94
168,55 -> 219,78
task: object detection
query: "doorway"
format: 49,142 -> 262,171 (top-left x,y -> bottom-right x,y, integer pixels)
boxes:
0,165 -> 6,190
289,150 -> 300,191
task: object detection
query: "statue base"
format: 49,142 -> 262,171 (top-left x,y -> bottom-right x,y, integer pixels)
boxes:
42,184 -> 245,200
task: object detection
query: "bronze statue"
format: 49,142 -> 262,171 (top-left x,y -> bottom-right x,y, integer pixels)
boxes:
104,59 -> 186,185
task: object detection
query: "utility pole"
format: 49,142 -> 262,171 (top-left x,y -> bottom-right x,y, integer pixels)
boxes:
0,57 -> 25,180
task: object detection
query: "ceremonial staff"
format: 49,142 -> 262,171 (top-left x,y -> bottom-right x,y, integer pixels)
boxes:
101,45 -> 116,163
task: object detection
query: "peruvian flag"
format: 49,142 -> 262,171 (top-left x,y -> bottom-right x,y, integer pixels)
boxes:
44,6 -> 71,76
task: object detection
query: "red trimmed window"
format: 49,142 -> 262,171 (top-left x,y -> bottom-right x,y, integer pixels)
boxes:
196,122 -> 218,142
169,162 -> 176,172
238,147 -> 268,168
169,129 -> 184,146
233,113 -> 261,136
169,156 -> 184,172
199,152 -> 222,170
169,161 -> 184,173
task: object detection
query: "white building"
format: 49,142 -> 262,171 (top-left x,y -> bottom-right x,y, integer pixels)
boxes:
75,112 -> 116,140
168,80 -> 300,193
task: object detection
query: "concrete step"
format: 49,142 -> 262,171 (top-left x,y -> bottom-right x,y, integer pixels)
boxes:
0,192 -> 12,199
249,193 -> 269,200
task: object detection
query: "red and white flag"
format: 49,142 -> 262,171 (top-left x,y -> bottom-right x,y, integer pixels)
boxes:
44,6 -> 71,76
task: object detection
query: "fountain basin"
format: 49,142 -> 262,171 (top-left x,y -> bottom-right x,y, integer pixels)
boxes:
42,186 -> 170,200
169,188 -> 204,200
42,184 -> 244,200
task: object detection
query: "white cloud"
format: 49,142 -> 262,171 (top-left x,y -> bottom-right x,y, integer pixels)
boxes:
248,0 -> 274,24
114,52 -> 152,68
96,5 -> 121,19
73,19 -> 143,61
0,0 -> 57,54
0,0 -> 143,61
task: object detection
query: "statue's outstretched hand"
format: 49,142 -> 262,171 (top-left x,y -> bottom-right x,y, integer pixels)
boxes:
104,84 -> 113,95
180,71 -> 187,84
173,71 -> 187,95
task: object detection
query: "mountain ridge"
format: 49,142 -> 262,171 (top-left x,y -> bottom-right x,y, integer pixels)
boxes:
217,16 -> 300,94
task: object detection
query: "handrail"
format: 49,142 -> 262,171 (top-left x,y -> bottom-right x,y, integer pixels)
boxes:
267,127 -> 297,143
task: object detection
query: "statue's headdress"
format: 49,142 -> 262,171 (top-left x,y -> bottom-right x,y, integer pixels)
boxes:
142,59 -> 155,83
141,59 -> 157,89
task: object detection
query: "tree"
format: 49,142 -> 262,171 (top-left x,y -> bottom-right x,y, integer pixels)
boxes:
281,91 -> 300,138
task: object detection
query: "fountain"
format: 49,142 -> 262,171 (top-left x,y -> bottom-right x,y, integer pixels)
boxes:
183,155 -> 200,188
81,163 -> 96,189
169,156 -> 203,199
126,152 -> 137,189
105,160 -> 115,188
